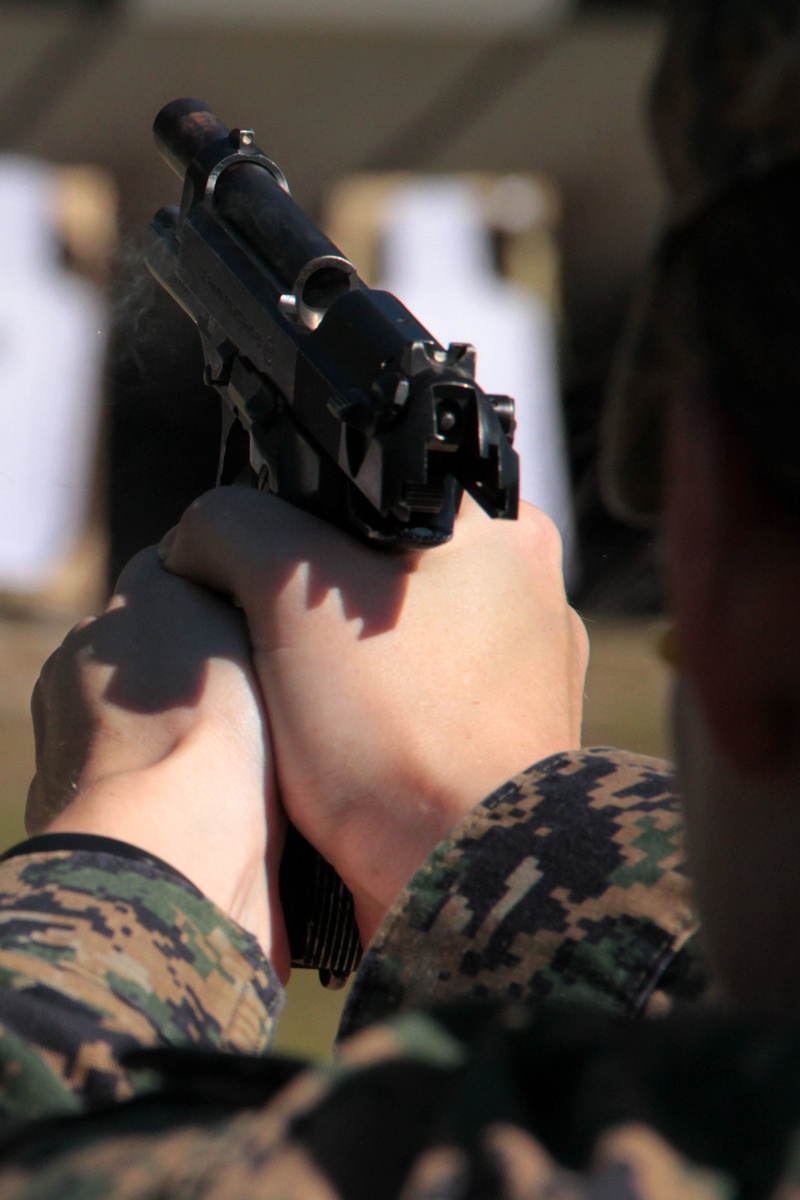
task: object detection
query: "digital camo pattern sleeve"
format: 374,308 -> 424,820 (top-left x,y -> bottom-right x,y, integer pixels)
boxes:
2,1001 -> 799,1199
341,748 -> 704,1038
0,836 -> 282,1118
0,751 -> 789,1200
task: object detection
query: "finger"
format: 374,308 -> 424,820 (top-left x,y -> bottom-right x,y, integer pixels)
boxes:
116,544 -> 231,609
158,488 -> 315,599
161,487 -> 500,601
160,487 -> 362,585
160,486 -> 513,593
115,544 -> 252,648
115,544 -> 168,592
29,673 -> 48,760
158,487 -> 409,637
31,614 -> 98,724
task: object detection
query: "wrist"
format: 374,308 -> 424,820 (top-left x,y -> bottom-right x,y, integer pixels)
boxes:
331,778 -> 487,946
39,751 -> 287,976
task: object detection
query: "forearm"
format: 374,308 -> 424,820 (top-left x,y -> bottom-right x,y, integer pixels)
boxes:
41,747 -> 278,958
0,839 -> 282,1117
26,548 -> 290,980
341,748 -> 703,1040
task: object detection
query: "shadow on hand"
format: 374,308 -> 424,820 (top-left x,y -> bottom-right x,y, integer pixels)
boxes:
301,543 -> 417,640
176,486 -> 418,642
87,549 -> 255,714
29,553 -> 257,832
28,539 -> 410,832
101,524 -> 416,711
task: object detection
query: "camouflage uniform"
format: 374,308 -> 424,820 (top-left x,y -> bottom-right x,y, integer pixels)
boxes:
604,0 -> 800,523
0,747 -> 765,1200
0,751 -> 797,1198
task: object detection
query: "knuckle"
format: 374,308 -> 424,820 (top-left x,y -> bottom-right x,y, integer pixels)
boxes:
116,547 -> 160,589
179,486 -> 271,560
518,504 -> 564,574
72,615 -> 99,635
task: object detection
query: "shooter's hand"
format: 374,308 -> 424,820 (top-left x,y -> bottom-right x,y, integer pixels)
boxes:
27,548 -> 288,972
160,491 -> 588,945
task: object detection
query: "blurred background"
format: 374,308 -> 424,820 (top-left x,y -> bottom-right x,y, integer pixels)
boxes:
0,0 -> 673,1057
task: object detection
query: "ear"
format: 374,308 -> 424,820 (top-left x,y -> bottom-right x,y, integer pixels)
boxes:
666,381 -> 800,775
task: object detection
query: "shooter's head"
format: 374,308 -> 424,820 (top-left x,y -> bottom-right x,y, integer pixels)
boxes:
604,0 -> 800,1012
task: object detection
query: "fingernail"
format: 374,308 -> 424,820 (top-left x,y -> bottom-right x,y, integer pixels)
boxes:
158,526 -> 178,561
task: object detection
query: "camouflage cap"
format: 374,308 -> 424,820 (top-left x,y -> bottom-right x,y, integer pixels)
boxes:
603,0 -> 800,523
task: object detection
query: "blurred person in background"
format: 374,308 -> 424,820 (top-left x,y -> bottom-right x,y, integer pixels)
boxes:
0,1 -> 798,1196
0,159 -> 105,606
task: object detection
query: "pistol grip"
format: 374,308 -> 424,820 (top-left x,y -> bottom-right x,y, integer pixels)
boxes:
279,825 -> 362,988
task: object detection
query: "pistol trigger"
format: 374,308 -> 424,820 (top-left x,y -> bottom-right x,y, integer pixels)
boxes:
216,405 -> 235,486
217,404 -> 251,487
199,329 -> 237,388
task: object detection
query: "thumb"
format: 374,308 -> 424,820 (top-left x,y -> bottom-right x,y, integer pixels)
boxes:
158,486 -> 323,607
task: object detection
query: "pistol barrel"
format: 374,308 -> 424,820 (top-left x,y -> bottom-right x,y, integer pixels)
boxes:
153,98 -> 355,318
153,98 -> 232,179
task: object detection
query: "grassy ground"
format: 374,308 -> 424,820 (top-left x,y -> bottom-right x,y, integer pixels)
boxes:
0,611 -> 673,1061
